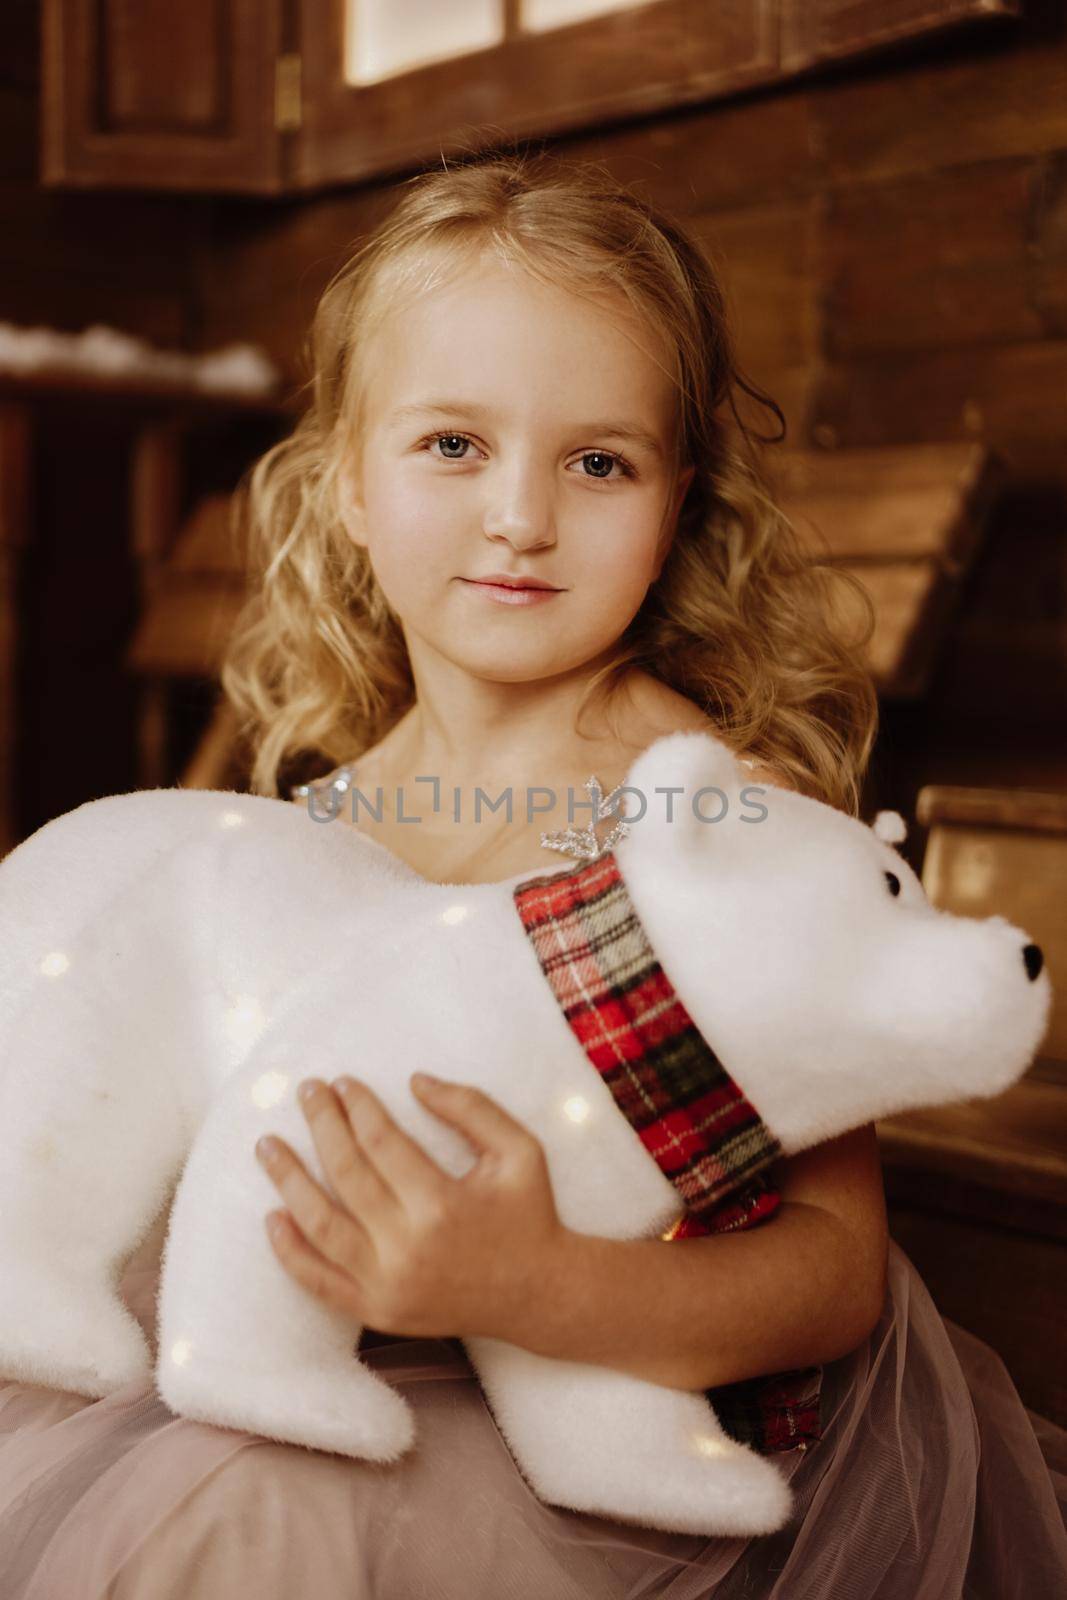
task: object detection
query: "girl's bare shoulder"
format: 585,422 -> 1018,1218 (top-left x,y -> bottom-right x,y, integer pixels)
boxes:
617,676 -> 791,791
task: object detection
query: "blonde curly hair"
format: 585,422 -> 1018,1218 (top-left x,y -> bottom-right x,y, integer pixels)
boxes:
221,150 -> 878,814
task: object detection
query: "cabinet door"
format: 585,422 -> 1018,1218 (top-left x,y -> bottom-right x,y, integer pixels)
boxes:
41,0 -> 286,193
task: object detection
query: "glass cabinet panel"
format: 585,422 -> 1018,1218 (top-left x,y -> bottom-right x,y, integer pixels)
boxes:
520,0 -> 649,31
344,0 -> 505,86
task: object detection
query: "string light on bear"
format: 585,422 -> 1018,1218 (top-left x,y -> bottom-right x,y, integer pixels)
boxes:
225,994 -> 268,1055
689,1431 -> 735,1458
250,1069 -> 289,1109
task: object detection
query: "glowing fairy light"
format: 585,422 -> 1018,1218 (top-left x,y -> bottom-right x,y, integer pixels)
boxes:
690,1431 -> 733,1458
225,995 -> 269,1054
251,1069 -> 289,1109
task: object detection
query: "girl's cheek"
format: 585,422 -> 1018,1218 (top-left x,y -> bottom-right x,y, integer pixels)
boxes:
585,516 -> 664,585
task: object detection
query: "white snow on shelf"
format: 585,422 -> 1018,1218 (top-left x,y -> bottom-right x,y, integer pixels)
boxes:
0,322 -> 280,397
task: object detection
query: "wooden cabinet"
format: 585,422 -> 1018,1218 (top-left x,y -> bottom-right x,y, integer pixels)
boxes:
41,0 -> 285,194
41,0 -> 1021,197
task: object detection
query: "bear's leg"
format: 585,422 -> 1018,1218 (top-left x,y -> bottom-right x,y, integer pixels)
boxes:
156,1073 -> 415,1462
461,1334 -> 795,1538
0,1066 -> 186,1399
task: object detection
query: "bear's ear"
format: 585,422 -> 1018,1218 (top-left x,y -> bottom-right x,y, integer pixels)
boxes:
620,729 -> 746,824
872,809 -> 907,846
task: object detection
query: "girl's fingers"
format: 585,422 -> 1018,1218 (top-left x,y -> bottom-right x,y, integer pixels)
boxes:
265,1212 -> 368,1323
332,1076 -> 453,1200
255,1131 -> 368,1272
296,1079 -> 398,1217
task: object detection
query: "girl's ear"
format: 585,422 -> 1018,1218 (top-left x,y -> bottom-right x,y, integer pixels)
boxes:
672,463 -> 695,525
653,463 -> 696,579
336,461 -> 368,548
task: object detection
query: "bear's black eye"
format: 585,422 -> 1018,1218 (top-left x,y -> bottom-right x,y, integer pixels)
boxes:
885,871 -> 901,897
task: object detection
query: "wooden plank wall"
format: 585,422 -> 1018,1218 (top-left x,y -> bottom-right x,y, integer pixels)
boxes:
192,12 -> 1067,813
2,2 -> 1066,818
192,20 -> 1067,480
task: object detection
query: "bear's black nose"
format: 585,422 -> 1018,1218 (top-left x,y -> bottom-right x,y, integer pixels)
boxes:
1022,943 -> 1044,982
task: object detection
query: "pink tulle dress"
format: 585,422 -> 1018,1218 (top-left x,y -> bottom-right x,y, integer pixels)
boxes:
0,1204 -> 1065,1598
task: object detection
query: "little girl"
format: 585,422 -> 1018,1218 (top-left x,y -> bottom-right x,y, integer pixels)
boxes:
1,153 -> 1064,1598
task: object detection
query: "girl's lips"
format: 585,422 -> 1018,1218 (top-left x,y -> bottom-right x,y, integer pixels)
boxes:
459,579 -> 561,607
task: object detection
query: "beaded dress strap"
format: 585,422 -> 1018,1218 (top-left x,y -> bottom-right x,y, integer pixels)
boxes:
289,764 -> 357,801
292,754 -> 761,800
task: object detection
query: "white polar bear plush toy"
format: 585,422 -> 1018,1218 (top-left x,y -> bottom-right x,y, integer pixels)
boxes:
0,730 -> 1051,1538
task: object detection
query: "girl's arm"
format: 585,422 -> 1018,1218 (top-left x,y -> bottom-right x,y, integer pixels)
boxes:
517,1121 -> 890,1392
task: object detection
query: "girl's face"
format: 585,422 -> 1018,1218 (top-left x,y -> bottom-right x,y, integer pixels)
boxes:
339,255 -> 693,685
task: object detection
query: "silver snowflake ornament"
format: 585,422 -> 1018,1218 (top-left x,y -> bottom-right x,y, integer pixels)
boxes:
540,774 -> 630,862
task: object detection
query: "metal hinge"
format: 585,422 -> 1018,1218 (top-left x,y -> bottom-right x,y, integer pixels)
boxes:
275,54 -> 302,132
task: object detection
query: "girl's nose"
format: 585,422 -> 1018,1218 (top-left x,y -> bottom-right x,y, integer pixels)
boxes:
482,463 -> 556,549
486,528 -> 559,553
483,509 -> 556,551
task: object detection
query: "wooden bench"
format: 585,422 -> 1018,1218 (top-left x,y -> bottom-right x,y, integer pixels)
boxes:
876,785 -> 1067,1425
772,440 -> 1001,699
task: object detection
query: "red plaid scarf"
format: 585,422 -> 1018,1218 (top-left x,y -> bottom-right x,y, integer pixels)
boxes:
513,850 -> 823,1456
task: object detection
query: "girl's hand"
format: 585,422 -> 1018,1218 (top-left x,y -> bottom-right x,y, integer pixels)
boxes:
255,1073 -> 567,1342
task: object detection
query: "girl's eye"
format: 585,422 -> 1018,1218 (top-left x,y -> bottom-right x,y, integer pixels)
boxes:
421,433 -> 635,480
574,449 -> 635,482
426,431 -> 478,462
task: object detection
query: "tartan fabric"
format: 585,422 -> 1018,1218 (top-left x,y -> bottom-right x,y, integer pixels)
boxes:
696,1168 -> 824,1455
513,850 -> 823,1456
